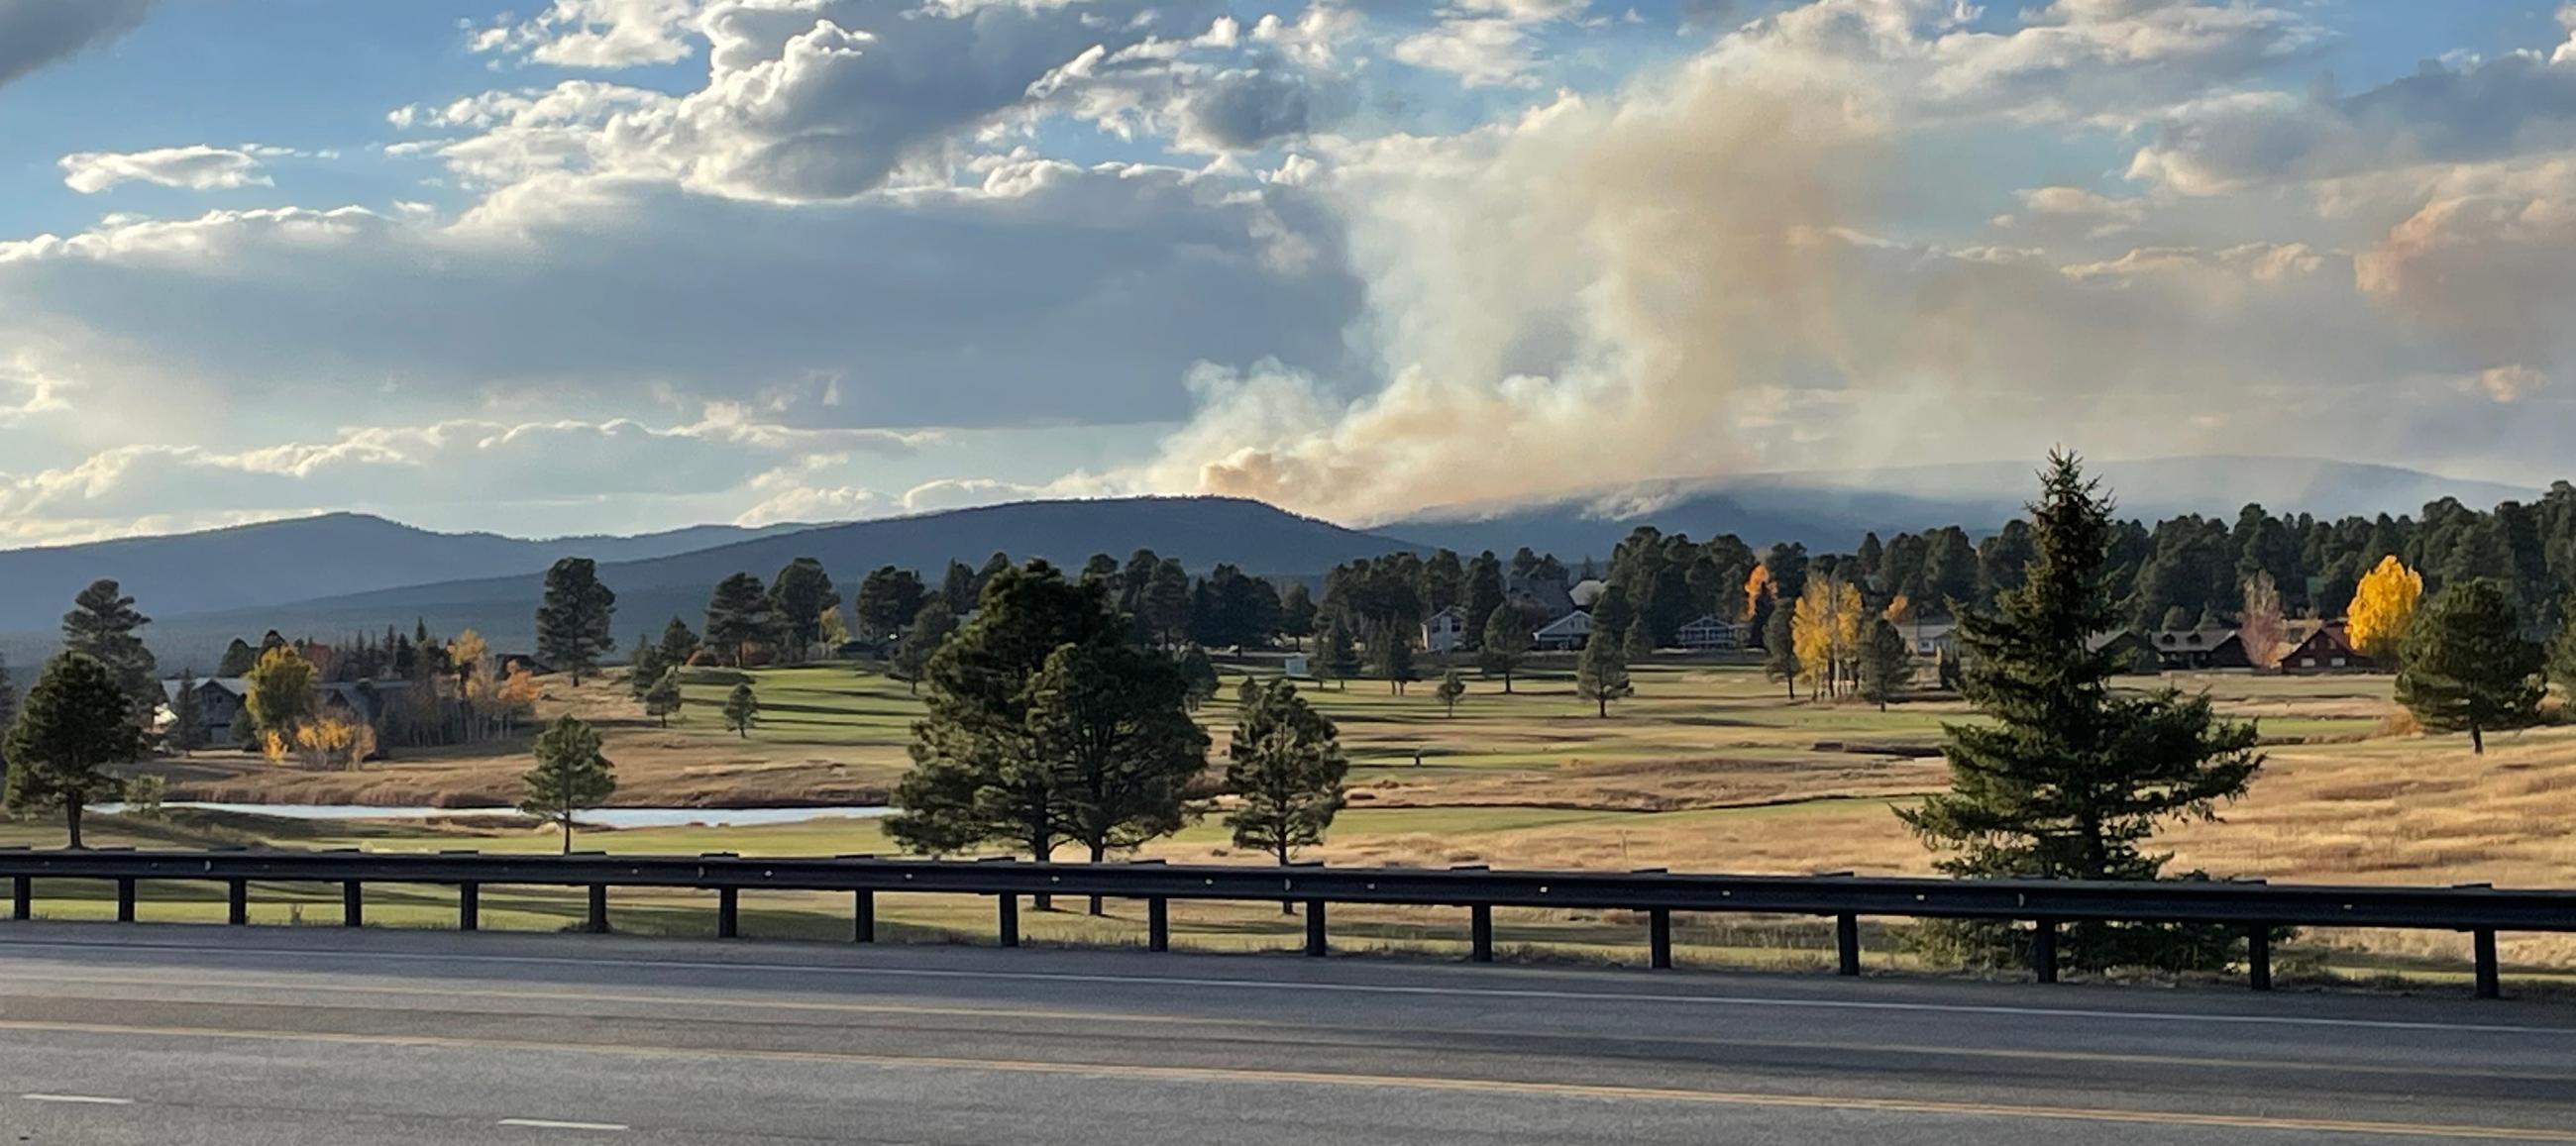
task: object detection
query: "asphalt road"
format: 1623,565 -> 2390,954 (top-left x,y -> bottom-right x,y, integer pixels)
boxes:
0,923 -> 2570,1144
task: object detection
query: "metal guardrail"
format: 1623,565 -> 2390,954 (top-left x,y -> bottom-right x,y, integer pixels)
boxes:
5,848 -> 2569,998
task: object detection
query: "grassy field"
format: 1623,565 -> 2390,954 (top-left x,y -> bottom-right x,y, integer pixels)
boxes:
80,654 -> 2576,978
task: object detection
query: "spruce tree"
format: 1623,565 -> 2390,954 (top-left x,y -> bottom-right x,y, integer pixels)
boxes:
2400,579 -> 2543,754
4,653 -> 140,849
1577,630 -> 1632,717
520,715 -> 615,855
1898,452 -> 2263,973
1225,678 -> 1346,910
535,558 -> 617,684
722,682 -> 760,738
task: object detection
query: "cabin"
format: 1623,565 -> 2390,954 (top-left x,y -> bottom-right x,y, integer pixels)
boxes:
161,677 -> 411,746
1674,615 -> 1746,652
1534,610 -> 1592,651
2087,629 -> 2161,675
2281,623 -> 2375,674
2149,627 -> 2253,671
1421,606 -> 1469,655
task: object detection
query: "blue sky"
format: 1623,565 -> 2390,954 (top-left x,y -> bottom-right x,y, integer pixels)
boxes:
3,0 -> 2575,545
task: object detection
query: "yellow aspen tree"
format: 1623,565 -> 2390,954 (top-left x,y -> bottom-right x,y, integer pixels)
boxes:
1791,581 -> 1834,698
2348,556 -> 2423,661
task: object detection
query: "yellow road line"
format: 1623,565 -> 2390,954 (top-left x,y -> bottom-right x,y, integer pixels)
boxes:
1,1017 -> 2570,1141
0,972 -> 2565,1084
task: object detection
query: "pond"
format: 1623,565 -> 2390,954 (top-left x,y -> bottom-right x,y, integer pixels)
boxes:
91,803 -> 894,829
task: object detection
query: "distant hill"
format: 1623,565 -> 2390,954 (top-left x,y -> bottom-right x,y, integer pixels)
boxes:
0,513 -> 814,634
9,496 -> 1421,669
1388,456 -> 2539,559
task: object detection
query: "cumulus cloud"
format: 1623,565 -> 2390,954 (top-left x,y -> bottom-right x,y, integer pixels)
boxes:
0,0 -> 154,89
58,145 -> 273,193
471,0 -> 703,68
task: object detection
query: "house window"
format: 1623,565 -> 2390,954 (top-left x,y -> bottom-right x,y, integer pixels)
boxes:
2300,658 -> 2315,668
2329,657 -> 2345,668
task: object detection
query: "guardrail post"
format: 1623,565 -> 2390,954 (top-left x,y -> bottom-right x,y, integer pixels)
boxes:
342,881 -> 364,927
11,876 -> 28,921
115,878 -> 136,923
1304,899 -> 1327,957
1836,913 -> 1861,977
458,882 -> 480,932
2473,930 -> 2501,999
2246,925 -> 2271,991
226,879 -> 247,925
1470,904 -> 1494,964
716,887 -> 739,939
2032,918 -> 2059,984
586,885 -> 609,934
1649,908 -> 1672,970
853,889 -> 875,944
1146,896 -> 1168,953
998,893 -> 1020,948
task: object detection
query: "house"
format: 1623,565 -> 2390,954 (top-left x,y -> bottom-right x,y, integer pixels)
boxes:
2281,623 -> 2375,674
164,677 -> 249,743
1534,610 -> 1592,651
1904,620 -> 1960,659
1674,615 -> 1746,652
2149,627 -> 2253,671
1421,605 -> 1470,654
161,677 -> 412,747
2087,629 -> 2161,675
496,653 -> 553,677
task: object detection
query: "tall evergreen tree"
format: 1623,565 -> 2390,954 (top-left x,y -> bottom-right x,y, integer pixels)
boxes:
1176,644 -> 1220,710
1855,619 -> 1912,711
941,560 -> 980,614
0,653 -> 16,771
169,670 -> 206,755
1420,549 -> 1467,615
1278,581 -> 1318,648
535,558 -> 617,684
4,653 -> 140,849
1761,606 -> 1798,700
891,598 -> 959,694
520,715 -> 616,855
644,668 -> 684,727
1461,550 -> 1507,648
886,561 -> 1127,889
1366,622 -> 1417,695
2399,579 -> 2543,754
853,566 -> 930,645
216,639 -> 259,677
60,578 -> 158,727
627,634 -> 666,703
1576,627 -> 1633,717
1025,641 -> 1208,913
657,617 -> 701,670
1479,604 -> 1535,693
1898,453 -> 2263,973
1315,617 -> 1360,690
769,558 -> 839,663
1225,678 -> 1346,908
706,573 -> 782,666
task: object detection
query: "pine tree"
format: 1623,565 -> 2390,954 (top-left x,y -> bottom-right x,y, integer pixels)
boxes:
60,578 -> 158,728
705,573 -> 780,667
1316,618 -> 1361,690
644,668 -> 684,727
1761,606 -> 1798,700
1176,645 -> 1220,711
1577,629 -> 1633,717
627,634 -> 665,704
1855,619 -> 1912,711
722,682 -> 760,738
1435,668 -> 1466,716
942,560 -> 979,614
1366,622 -> 1417,695
1898,452 -> 2263,973
1278,582 -> 1318,648
520,715 -> 616,855
0,653 -> 15,771
657,617 -> 701,671
1225,678 -> 1346,910
885,561 -> 1127,885
2399,579 -> 2543,754
216,639 -> 259,677
4,653 -> 140,849
1479,605 -> 1535,693
891,599 -> 959,692
1026,642 -> 1208,913
170,670 -> 206,755
770,558 -> 838,663
535,558 -> 617,684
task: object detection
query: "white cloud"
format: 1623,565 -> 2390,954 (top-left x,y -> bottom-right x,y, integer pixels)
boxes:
59,145 -> 274,194
472,0 -> 705,68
